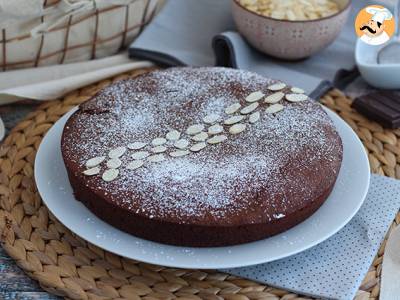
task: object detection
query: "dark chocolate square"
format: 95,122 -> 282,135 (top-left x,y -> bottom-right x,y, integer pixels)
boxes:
352,91 -> 400,128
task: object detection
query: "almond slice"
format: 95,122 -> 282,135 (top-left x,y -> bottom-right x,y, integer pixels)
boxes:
108,147 -> 126,159
186,124 -> 205,135
192,132 -> 208,142
291,87 -> 305,94
240,102 -> 259,114
285,93 -> 308,102
266,104 -> 284,114
207,135 -> 228,144
127,142 -> 147,150
151,145 -> 167,153
224,115 -> 245,125
249,111 -> 261,124
203,114 -> 220,124
190,142 -> 207,152
107,158 -> 122,169
287,9 -> 296,20
267,82 -> 286,91
85,156 -> 106,168
246,91 -> 264,103
170,150 -> 190,157
131,151 -> 150,160
102,169 -> 119,182
208,124 -> 224,135
174,139 -> 189,149
127,160 -> 144,170
151,137 -> 167,146
166,130 -> 181,141
264,92 -> 284,104
83,167 -> 100,176
225,103 -> 241,115
147,154 -> 165,163
229,123 -> 247,135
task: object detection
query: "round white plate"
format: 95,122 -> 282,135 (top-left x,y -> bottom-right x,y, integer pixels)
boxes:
35,106 -> 370,269
0,116 -> 5,142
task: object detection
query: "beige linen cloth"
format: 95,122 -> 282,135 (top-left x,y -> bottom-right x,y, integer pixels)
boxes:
0,53 -> 153,104
0,53 -> 153,141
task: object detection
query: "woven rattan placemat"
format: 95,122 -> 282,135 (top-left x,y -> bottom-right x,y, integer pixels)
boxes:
0,68 -> 399,300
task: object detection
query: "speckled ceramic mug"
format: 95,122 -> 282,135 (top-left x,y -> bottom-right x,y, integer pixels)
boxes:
232,0 -> 351,60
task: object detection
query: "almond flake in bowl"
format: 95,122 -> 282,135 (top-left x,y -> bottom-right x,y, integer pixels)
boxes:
238,0 -> 340,21
232,0 -> 351,60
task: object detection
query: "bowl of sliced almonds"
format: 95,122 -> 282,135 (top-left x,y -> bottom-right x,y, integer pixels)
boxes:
232,0 -> 351,60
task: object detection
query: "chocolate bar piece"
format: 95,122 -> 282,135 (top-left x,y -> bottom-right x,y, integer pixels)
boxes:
352,91 -> 400,128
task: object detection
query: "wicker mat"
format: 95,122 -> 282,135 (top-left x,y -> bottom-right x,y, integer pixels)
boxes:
0,68 -> 399,300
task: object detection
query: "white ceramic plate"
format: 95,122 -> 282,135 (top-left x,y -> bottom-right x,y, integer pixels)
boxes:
0,116 -> 5,142
35,106 -> 370,269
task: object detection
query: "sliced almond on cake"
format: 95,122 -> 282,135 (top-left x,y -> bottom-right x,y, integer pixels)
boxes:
127,160 -> 144,170
192,132 -> 208,142
186,124 -> 205,135
190,142 -> 207,152
249,111 -> 261,124
107,158 -> 122,169
151,145 -> 167,153
83,167 -> 100,176
131,151 -> 150,160
246,91 -> 264,103
285,93 -> 308,102
264,92 -> 284,104
102,168 -> 119,182
266,104 -> 284,114
170,150 -> 190,157
225,103 -> 241,115
240,102 -> 259,114
207,135 -> 228,144
208,124 -> 224,135
267,82 -> 286,91
174,139 -> 189,149
229,123 -> 247,135
291,87 -> 305,94
108,147 -> 126,159
224,115 -> 245,125
85,156 -> 106,168
166,130 -> 181,141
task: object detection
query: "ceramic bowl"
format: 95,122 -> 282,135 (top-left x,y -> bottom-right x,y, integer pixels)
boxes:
232,0 -> 351,60
355,39 -> 400,89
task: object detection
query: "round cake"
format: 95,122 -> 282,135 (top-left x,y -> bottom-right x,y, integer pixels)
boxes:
61,67 -> 343,247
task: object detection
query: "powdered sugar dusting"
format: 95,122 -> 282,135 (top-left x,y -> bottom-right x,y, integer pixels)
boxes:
62,67 -> 342,225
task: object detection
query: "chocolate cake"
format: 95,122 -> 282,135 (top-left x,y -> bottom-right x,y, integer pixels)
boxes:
61,67 -> 343,247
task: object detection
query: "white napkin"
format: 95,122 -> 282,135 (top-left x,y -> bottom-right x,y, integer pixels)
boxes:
381,224 -> 400,300
0,53 -> 153,105
224,175 -> 400,300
